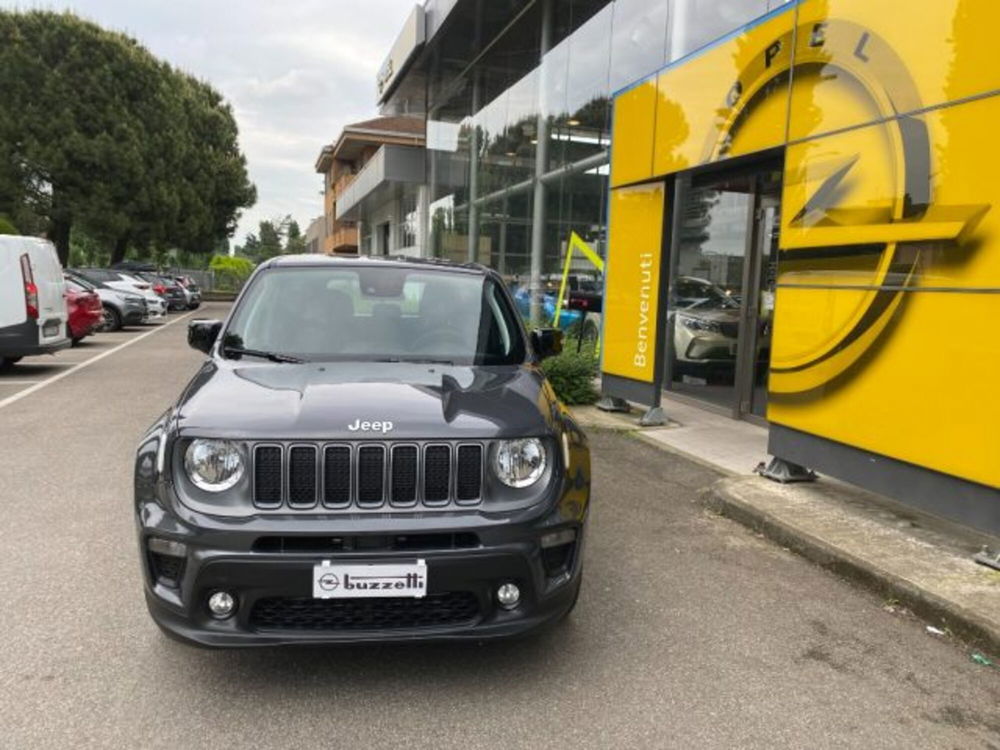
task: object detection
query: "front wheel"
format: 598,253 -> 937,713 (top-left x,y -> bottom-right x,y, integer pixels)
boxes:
0,356 -> 22,370
101,304 -> 122,332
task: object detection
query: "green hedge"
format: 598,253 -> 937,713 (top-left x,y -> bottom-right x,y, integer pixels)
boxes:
541,348 -> 600,405
209,253 -> 254,291
0,215 -> 19,235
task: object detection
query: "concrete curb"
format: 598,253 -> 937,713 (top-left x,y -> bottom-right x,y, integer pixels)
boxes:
201,291 -> 238,302
701,476 -> 1000,656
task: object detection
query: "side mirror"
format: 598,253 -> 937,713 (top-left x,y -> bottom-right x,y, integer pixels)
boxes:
188,319 -> 222,354
531,328 -> 564,360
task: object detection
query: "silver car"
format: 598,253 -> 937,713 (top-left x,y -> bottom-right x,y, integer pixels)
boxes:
66,272 -> 146,331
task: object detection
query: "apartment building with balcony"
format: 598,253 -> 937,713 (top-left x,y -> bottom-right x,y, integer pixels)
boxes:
314,116 -> 426,256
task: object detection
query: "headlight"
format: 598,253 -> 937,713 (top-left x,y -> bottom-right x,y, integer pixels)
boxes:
493,438 -> 547,488
184,439 -> 244,492
679,314 -> 723,334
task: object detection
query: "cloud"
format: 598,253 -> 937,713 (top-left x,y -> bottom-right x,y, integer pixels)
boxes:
0,0 -> 414,244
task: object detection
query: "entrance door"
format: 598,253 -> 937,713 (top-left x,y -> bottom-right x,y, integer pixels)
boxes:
664,163 -> 782,421
741,184 -> 780,419
377,222 -> 391,255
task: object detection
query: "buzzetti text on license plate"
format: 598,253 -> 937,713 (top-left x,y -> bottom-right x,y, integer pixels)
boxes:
312,560 -> 427,599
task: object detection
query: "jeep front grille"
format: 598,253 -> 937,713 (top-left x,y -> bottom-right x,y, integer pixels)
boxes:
250,441 -> 485,511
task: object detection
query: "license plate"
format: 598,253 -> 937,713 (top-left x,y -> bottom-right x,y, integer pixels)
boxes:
43,321 -> 59,337
312,560 -> 427,599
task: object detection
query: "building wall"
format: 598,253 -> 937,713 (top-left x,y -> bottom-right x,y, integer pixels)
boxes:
422,0 -> 791,275
304,215 -> 325,254
322,160 -> 359,254
606,0 -> 1000,495
320,136 -> 425,255
358,184 -> 423,258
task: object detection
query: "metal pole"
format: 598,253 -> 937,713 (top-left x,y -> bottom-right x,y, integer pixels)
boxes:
499,193 -> 508,274
466,1 -> 485,263
528,0 -> 553,323
668,0 -> 691,61
467,74 -> 481,263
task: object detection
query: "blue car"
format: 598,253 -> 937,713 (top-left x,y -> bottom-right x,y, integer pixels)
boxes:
511,285 -> 584,331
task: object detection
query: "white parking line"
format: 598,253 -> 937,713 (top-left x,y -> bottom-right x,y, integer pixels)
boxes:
0,381 -> 43,386
0,312 -> 197,412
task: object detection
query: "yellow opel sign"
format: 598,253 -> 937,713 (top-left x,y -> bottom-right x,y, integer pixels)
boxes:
601,183 -> 665,383
607,0 -> 1000,490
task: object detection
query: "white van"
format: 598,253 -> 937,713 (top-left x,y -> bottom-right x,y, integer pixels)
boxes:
0,236 -> 70,368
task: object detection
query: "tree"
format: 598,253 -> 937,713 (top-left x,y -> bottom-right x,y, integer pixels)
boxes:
284,220 -> 306,255
236,218 -> 294,264
258,220 -> 284,260
0,11 -> 256,265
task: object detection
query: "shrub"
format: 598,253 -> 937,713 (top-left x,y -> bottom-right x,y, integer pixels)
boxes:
541,348 -> 600,405
209,254 -> 254,291
0,215 -> 19,235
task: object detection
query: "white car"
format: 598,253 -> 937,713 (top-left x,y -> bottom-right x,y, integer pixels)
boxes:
0,236 -> 70,368
75,268 -> 167,322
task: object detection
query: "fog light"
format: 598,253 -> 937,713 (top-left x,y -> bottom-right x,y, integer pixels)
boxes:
207,590 -> 236,619
496,582 -> 521,610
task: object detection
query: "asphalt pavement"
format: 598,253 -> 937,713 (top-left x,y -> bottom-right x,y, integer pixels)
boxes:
1,302 -> 998,749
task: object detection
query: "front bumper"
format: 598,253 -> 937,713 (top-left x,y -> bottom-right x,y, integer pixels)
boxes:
138,503 -> 585,647
122,304 -> 146,325
143,301 -> 167,322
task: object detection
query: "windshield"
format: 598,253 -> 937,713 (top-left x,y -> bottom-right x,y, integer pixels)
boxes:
675,277 -> 739,310
223,266 -> 527,365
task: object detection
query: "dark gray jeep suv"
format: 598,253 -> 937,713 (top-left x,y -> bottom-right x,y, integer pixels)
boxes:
135,255 -> 590,647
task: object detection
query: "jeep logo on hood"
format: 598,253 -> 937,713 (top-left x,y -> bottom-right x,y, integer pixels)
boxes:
347,419 -> 394,434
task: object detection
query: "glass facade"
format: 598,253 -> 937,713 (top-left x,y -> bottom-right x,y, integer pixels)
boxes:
417,0 -> 792,282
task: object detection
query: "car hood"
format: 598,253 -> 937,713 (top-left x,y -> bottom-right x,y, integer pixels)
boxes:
676,307 -> 740,323
174,360 -> 558,441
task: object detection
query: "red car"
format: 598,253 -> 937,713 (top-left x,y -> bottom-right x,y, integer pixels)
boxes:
64,277 -> 103,344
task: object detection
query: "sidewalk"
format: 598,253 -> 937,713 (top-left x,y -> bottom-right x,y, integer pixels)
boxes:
572,398 -> 1000,654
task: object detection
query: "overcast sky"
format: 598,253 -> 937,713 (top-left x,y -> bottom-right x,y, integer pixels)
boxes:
1,0 -> 414,245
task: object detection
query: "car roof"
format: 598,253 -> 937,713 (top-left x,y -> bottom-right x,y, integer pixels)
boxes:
262,253 -> 491,277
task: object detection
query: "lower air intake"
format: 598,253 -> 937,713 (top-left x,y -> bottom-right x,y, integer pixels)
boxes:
250,592 -> 481,631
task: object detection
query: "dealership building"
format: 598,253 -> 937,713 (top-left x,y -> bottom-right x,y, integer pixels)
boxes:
373,0 -> 1000,535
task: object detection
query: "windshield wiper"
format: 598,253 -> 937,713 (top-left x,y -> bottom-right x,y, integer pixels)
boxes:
222,346 -> 304,364
373,357 -> 455,365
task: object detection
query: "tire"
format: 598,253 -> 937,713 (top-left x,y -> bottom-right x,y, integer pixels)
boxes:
71,337 -> 82,347
0,356 -> 22,370
101,304 -> 122,332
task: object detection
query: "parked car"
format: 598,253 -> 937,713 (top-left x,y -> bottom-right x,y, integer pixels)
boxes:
65,271 -> 146,331
173,275 -> 202,309
0,236 -> 70,368
74,268 -> 166,322
63,277 -> 103,344
511,278 -> 601,343
512,283 -> 585,330
134,272 -> 187,311
135,255 -> 589,647
669,276 -> 742,379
